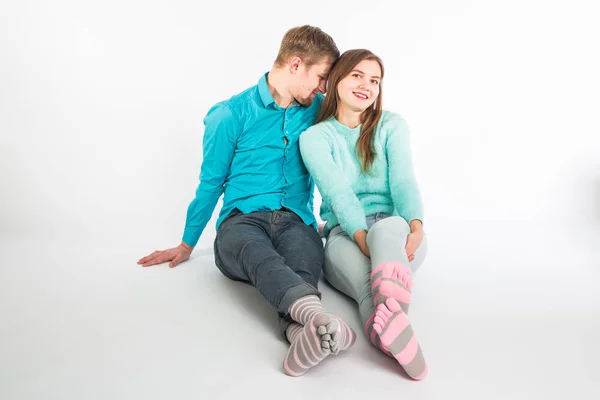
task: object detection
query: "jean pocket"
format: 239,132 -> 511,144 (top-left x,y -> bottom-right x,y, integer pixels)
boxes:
374,212 -> 390,222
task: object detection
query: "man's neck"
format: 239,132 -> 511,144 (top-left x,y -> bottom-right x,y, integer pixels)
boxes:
335,105 -> 362,129
266,68 -> 295,108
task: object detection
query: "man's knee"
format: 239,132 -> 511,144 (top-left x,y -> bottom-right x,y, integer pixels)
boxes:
213,237 -> 247,282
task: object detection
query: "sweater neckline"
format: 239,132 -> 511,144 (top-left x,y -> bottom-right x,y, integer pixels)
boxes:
330,117 -> 362,135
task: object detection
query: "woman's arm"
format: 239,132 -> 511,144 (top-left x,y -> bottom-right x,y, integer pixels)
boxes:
299,128 -> 368,242
385,115 -> 424,229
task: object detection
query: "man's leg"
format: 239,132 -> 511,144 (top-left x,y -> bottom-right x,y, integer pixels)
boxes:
271,210 -> 356,376
214,211 -> 319,314
270,210 -> 324,334
214,210 -> 354,376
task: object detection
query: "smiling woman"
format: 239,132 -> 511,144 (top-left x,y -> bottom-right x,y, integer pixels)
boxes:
299,49 -> 429,380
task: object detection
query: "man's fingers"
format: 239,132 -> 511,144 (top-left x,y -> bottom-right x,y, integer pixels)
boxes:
141,253 -> 173,267
141,257 -> 164,267
138,250 -> 162,264
139,248 -> 187,268
140,260 -> 157,267
169,255 -> 182,268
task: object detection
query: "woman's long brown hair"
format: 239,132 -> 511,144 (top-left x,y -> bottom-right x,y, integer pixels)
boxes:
316,49 -> 384,173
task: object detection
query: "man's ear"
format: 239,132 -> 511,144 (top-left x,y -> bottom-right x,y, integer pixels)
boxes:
288,56 -> 302,74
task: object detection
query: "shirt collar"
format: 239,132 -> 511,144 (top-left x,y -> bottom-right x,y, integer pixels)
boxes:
257,72 -> 300,110
258,72 -> 276,109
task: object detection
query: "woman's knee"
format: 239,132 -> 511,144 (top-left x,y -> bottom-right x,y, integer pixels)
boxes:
367,216 -> 410,242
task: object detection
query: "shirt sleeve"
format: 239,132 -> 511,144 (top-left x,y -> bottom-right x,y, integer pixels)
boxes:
299,127 -> 368,240
182,102 -> 240,246
385,115 -> 424,225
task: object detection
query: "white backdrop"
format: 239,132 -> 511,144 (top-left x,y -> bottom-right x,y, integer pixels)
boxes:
1,1 -> 599,398
1,0 -> 598,241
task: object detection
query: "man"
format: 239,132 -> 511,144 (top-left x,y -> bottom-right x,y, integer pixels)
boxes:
138,25 -> 356,376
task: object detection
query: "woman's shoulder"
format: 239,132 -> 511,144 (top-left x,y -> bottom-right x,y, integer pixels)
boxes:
379,110 -> 408,128
375,111 -> 410,141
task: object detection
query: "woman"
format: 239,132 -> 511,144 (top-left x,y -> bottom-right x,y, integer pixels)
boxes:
299,49 -> 429,380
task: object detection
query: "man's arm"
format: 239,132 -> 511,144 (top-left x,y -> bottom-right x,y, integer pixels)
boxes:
182,102 -> 239,247
138,102 -> 239,268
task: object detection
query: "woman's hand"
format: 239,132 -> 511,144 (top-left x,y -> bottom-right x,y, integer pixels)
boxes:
353,229 -> 370,258
405,220 -> 423,262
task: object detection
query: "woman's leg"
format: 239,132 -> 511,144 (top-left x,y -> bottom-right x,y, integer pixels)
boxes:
323,225 -> 375,334
367,216 -> 429,380
323,222 -> 396,356
368,216 -> 428,313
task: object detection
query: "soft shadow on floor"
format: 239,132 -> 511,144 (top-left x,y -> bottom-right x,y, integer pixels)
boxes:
198,261 -> 283,341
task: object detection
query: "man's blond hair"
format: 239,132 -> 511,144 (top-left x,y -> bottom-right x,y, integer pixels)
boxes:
274,25 -> 339,68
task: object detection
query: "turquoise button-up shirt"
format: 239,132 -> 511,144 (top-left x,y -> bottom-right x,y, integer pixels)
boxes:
182,73 -> 324,246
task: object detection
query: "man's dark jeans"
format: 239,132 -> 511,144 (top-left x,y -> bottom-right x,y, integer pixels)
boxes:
213,208 -> 324,339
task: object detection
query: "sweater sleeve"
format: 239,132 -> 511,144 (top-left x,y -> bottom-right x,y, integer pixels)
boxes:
299,126 -> 368,239
385,115 -> 424,224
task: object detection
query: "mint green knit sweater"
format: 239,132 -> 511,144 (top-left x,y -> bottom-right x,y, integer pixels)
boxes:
299,110 -> 424,238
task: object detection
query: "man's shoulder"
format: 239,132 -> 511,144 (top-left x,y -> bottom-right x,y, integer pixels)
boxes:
211,84 -> 258,112
203,84 -> 260,129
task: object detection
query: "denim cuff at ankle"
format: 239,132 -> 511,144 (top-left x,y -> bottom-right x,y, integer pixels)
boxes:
277,282 -> 322,340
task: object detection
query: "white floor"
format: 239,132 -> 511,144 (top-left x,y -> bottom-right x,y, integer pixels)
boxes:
1,218 -> 599,400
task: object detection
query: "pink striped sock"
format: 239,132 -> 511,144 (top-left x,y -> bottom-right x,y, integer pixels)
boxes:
288,295 -> 325,324
283,314 -> 356,376
373,298 -> 428,380
283,298 -> 357,376
286,322 -> 304,343
371,262 -> 413,314
365,313 -> 393,357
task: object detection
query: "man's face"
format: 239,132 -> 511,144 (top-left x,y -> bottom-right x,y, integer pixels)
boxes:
290,59 -> 332,106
